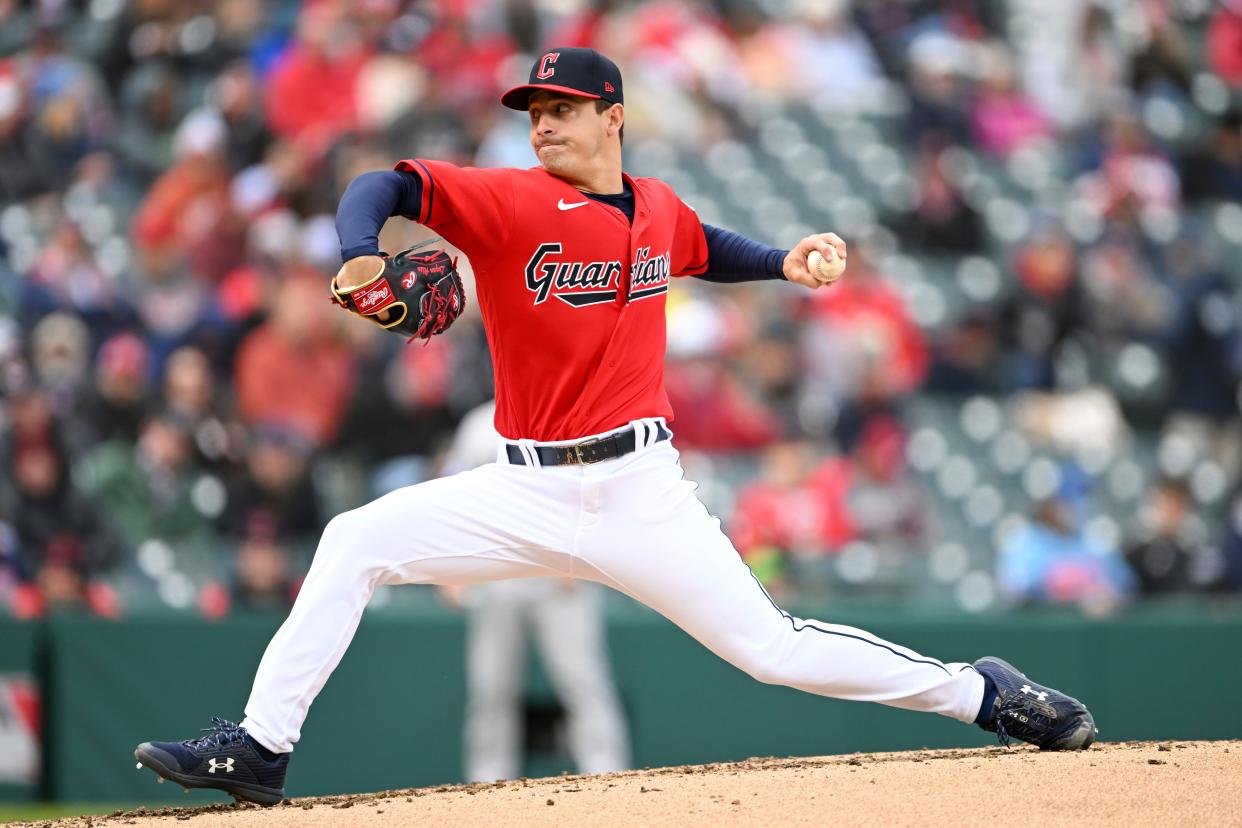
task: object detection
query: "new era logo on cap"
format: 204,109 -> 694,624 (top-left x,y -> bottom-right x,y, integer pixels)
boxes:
501,47 -> 624,111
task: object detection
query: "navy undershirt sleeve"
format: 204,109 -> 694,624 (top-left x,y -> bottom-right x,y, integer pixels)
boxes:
696,224 -> 788,283
583,184 -> 785,282
336,170 -> 424,262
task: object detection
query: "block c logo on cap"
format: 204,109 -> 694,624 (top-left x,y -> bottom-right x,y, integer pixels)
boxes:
536,52 -> 559,79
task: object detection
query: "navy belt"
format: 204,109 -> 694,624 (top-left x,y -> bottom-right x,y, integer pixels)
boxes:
506,423 -> 670,467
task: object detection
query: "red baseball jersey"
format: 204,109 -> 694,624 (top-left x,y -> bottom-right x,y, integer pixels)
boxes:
394,159 -> 709,442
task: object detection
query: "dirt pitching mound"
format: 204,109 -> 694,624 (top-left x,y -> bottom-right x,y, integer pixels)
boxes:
21,741 -> 1242,827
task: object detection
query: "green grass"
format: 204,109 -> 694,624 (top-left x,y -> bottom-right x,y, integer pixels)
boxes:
0,803 -> 132,824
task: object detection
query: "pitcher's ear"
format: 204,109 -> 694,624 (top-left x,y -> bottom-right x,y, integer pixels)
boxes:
609,103 -> 625,141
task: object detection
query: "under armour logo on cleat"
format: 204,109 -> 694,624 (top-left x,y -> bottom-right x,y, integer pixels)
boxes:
1020,684 -> 1049,702
208,758 -> 235,774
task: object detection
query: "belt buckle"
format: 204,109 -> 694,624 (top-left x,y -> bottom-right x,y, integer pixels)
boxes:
571,436 -> 604,465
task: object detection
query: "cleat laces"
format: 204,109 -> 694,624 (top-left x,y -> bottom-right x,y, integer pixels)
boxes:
989,692 -> 1057,748
993,713 -> 1012,748
184,717 -> 248,751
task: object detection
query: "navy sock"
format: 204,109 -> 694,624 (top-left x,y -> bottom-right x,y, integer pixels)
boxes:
247,735 -> 283,762
974,673 -> 999,727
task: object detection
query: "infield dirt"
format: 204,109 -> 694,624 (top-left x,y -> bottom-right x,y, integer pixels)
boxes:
17,740 -> 1242,827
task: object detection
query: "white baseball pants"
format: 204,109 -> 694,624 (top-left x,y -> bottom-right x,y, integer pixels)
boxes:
241,418 -> 985,753
462,579 -> 630,781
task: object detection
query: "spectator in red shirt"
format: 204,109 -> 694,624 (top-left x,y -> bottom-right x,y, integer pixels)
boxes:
131,109 -> 238,284
546,0 -> 620,50
234,273 -> 354,448
663,295 -> 779,453
664,354 -> 780,453
806,252 -> 929,400
412,10 -> 516,109
802,251 -> 929,448
1208,0 -> 1242,87
728,440 -> 828,596
264,1 -> 372,156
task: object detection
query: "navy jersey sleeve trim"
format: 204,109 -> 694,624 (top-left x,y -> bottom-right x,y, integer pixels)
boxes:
411,160 -> 436,225
695,223 -> 787,283
682,220 -> 709,275
335,170 -> 424,261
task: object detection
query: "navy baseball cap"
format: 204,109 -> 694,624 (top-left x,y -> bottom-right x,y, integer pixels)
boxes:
501,47 -> 623,111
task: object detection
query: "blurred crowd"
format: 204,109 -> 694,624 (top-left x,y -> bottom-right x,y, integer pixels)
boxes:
3,0 -> 1242,620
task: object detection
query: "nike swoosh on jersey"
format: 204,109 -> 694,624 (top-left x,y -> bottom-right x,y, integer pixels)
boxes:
557,199 -> 589,211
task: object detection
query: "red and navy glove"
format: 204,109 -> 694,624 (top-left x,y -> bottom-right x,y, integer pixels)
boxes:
330,247 -> 465,342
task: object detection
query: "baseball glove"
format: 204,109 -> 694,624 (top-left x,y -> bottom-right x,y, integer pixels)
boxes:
330,247 -> 465,342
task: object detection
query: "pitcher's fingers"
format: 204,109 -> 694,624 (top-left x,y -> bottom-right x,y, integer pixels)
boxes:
819,233 -> 847,259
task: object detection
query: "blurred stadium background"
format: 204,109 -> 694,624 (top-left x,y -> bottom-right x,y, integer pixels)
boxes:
2,0 -> 1242,816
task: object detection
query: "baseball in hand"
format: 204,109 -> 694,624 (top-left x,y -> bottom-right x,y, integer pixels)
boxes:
808,248 -> 846,283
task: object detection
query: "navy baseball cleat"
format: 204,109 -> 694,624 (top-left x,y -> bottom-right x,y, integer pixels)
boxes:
973,657 -> 1097,751
134,717 -> 288,805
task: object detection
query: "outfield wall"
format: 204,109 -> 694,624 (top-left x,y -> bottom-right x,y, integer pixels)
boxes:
3,600 -> 1240,802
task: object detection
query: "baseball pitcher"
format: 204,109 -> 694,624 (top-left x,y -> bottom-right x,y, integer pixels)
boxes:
135,48 -> 1096,805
